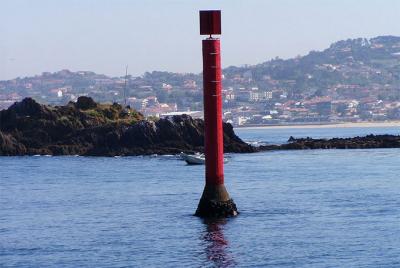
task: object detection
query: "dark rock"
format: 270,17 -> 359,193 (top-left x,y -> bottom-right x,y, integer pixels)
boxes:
75,96 -> 97,110
195,198 -> 238,218
0,98 -> 254,156
9,97 -> 43,117
0,131 -> 26,155
258,134 -> 400,151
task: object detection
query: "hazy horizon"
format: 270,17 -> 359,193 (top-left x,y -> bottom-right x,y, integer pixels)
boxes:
1,0 -> 400,80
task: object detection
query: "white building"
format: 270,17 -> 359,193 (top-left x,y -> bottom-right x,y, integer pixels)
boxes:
249,91 -> 260,102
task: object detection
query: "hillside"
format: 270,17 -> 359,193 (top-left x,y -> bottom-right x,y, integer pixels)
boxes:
223,36 -> 400,100
1,35 -> 400,125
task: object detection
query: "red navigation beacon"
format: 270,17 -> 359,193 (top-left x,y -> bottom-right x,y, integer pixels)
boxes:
200,10 -> 221,36
195,10 -> 238,218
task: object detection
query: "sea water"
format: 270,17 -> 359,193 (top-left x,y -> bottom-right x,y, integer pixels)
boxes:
1,126 -> 400,267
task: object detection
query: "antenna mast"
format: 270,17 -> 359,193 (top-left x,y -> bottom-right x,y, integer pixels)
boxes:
123,65 -> 128,106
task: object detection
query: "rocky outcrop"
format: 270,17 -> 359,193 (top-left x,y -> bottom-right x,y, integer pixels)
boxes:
2,98 -> 398,156
0,131 -> 27,155
259,135 -> 400,151
0,97 -> 255,156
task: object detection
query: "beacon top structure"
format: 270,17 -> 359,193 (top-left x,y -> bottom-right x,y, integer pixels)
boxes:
199,10 -> 221,36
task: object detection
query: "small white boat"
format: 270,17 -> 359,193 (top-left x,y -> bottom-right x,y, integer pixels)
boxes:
180,152 -> 229,165
180,152 -> 205,165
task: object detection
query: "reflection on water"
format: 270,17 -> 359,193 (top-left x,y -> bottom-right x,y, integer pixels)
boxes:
201,219 -> 236,268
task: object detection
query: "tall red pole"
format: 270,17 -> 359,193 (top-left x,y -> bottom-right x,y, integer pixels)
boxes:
195,10 -> 238,218
203,38 -> 224,186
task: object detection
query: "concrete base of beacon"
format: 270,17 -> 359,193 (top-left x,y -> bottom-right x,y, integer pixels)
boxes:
195,184 -> 238,218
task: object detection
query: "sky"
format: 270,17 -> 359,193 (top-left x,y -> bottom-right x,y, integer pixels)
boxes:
1,0 -> 400,80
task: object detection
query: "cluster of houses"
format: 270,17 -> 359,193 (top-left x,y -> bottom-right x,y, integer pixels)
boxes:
1,69 -> 400,126
221,86 -> 400,126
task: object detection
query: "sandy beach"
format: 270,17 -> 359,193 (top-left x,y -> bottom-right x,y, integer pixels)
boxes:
237,121 -> 400,130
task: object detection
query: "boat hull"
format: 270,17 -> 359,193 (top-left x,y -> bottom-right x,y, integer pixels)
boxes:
181,154 -> 205,165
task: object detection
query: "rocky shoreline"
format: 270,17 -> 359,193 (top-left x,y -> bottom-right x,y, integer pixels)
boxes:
1,98 -> 399,157
0,97 -> 255,156
259,135 -> 400,151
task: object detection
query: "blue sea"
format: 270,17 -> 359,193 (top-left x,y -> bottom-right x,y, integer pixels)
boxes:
1,126 -> 400,267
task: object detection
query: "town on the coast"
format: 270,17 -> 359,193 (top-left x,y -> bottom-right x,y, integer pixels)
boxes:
1,36 -> 400,126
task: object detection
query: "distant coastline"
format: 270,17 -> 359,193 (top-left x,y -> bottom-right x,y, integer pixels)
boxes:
236,121 -> 400,130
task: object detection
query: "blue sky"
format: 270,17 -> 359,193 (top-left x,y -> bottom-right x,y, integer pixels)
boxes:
1,0 -> 399,80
